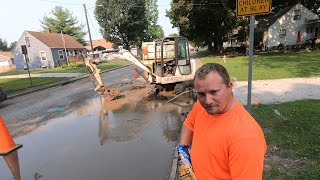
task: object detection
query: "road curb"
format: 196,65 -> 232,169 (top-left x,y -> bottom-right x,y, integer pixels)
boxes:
7,64 -> 132,99
169,145 -> 178,180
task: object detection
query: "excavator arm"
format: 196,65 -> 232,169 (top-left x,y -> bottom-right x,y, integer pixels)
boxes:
84,54 -> 120,101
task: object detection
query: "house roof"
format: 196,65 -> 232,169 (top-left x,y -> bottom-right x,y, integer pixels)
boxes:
27,31 -> 85,49
256,3 -> 298,31
0,51 -> 13,58
87,39 -> 113,49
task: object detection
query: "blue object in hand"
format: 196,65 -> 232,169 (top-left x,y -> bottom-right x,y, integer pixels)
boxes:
178,144 -> 192,165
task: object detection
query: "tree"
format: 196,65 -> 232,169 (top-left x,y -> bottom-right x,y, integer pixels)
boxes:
143,0 -> 164,42
0,38 -> 9,51
95,0 -> 148,49
0,38 -> 16,51
167,0 -> 237,51
41,6 -> 87,45
271,0 -> 320,13
168,33 -> 179,37
9,41 -> 17,50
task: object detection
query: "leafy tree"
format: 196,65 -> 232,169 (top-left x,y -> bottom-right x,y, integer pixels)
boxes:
95,0 -> 148,49
0,39 -> 16,51
167,0 -> 237,51
0,38 -> 9,51
271,0 -> 320,13
9,41 -> 17,50
40,6 -> 87,45
143,0 -> 164,42
168,33 -> 179,37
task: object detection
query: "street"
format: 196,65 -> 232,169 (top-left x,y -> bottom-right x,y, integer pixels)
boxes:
0,66 -> 193,180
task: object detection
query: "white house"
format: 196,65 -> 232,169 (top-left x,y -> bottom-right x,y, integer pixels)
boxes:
256,3 -> 320,49
0,52 -> 15,73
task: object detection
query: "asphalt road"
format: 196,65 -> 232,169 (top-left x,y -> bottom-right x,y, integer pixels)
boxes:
0,65 -> 192,180
0,66 -> 138,137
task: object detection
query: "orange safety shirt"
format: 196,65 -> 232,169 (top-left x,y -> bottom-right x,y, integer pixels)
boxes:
184,99 -> 267,180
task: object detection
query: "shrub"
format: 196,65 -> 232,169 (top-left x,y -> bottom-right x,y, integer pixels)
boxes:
62,63 -> 85,69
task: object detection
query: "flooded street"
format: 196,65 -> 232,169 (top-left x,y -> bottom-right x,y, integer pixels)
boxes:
0,84 -> 193,179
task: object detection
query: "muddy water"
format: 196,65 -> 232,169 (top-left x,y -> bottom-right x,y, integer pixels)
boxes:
0,88 -> 193,180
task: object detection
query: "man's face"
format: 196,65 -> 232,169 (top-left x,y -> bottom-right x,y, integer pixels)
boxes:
195,72 -> 233,114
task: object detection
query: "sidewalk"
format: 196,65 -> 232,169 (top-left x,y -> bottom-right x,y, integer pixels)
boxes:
6,64 -> 132,99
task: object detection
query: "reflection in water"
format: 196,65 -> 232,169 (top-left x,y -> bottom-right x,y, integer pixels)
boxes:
97,92 -> 192,145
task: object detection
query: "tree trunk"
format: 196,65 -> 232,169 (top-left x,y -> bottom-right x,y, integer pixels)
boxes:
208,43 -> 213,51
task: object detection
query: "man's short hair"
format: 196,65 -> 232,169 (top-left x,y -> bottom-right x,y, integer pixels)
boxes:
194,63 -> 230,86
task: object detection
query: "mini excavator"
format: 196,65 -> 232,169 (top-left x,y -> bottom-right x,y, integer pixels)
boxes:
85,36 -> 202,101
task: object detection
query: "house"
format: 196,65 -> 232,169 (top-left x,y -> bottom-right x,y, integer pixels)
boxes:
85,39 -> 113,52
13,30 -> 87,70
256,3 -> 320,49
0,52 -> 15,73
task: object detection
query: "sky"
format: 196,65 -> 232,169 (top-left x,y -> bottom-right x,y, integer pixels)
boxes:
0,0 -> 178,44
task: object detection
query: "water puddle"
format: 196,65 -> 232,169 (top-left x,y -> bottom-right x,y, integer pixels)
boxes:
0,88 -> 193,180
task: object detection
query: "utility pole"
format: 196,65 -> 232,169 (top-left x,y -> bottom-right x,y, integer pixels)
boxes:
83,3 -> 94,52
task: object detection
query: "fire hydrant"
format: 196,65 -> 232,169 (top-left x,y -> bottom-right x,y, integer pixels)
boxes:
223,55 -> 227,63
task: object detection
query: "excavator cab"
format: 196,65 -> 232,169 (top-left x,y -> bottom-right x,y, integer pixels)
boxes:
153,37 -> 192,77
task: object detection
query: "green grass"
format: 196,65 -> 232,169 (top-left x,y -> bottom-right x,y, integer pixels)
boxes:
251,100 -> 320,179
0,77 -> 68,93
0,60 -> 131,76
0,60 -> 131,93
200,50 -> 320,80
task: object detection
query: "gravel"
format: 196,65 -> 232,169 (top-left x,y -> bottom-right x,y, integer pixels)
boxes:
233,77 -> 320,104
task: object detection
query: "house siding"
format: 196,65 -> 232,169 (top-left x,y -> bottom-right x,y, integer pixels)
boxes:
13,31 -> 54,70
51,48 -> 86,66
266,4 -> 319,48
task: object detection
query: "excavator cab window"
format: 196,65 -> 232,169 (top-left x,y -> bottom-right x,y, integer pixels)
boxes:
177,39 -> 191,75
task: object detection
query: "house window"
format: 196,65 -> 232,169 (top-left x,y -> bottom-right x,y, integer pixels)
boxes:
58,50 -> 64,60
74,50 -> 78,56
279,29 -> 286,38
294,10 -> 301,20
25,37 -> 30,47
40,51 -> 47,61
307,28 -> 309,33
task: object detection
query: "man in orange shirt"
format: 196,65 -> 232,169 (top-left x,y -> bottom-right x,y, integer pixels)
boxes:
178,63 -> 267,180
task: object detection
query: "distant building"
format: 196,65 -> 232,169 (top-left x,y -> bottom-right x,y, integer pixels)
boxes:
0,52 -> 15,73
13,30 -> 87,70
256,3 -> 320,49
86,39 -> 114,52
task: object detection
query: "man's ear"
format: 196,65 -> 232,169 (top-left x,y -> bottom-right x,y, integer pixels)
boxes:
227,81 -> 233,89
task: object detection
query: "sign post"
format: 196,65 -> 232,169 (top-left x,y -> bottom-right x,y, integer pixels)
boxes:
21,45 -> 33,87
236,0 -> 271,112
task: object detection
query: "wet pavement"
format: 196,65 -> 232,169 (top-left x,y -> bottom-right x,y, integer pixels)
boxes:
0,85 -> 193,179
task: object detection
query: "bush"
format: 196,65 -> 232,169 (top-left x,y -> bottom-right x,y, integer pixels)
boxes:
62,63 -> 85,69
235,45 -> 246,54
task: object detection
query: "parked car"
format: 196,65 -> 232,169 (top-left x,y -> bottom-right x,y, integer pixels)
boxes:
0,86 -> 7,102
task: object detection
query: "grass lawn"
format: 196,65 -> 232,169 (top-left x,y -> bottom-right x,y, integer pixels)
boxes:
0,60 -> 131,76
0,77 -> 68,93
252,100 -> 320,179
200,50 -> 320,80
0,60 -> 131,93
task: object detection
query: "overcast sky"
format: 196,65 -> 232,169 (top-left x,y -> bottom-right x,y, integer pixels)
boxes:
0,0 -> 178,44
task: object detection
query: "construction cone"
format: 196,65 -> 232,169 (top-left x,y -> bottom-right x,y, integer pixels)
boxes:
133,67 -> 139,78
0,115 -> 23,180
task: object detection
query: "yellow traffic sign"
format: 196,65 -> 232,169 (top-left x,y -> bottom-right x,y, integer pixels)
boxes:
237,0 -> 272,16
